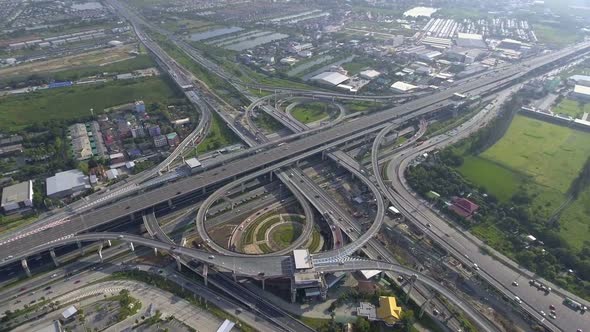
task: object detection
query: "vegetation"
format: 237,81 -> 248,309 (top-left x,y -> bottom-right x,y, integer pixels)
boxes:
309,228 -> 322,252
533,23 -> 584,48
0,77 -> 183,131
255,216 -> 281,242
196,112 -> 240,153
406,101 -> 590,299
114,289 -> 142,321
254,112 -> 284,132
270,223 -> 302,249
552,98 -> 590,118
291,102 -> 331,123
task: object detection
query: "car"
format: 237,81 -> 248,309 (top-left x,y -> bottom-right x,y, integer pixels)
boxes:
51,273 -> 58,278
118,235 -> 124,239
577,329 -> 583,332
29,291 -> 35,296
549,304 -> 555,311
208,255 -> 215,259
338,261 -> 344,265
514,296 -> 522,304
539,310 -> 546,317
19,287 -> 26,291
512,281 -> 518,287
426,223 -> 431,228
74,280 -> 81,284
44,286 -> 51,291
432,309 -> 440,316
472,263 -> 479,270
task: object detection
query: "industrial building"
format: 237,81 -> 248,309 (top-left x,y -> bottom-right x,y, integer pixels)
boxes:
455,33 -> 487,49
359,69 -> 381,80
311,71 -> 350,86
572,85 -> 590,101
1,181 -> 33,213
356,296 -> 402,326
46,170 -> 90,198
569,75 -> 590,87
391,81 -> 417,93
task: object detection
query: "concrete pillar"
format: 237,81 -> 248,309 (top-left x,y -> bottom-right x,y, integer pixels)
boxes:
321,150 -> 327,160
232,271 -> 237,282
269,171 -> 273,181
98,244 -> 104,263
168,199 -> 173,208
202,187 -> 206,194
240,182 -> 245,193
291,287 -> 297,303
153,247 -> 158,256
406,277 -> 416,303
261,278 -> 266,291
128,242 -> 135,252
106,240 -> 112,247
77,240 -> 85,255
176,257 -> 182,271
203,264 -> 208,286
50,249 -> 59,267
21,258 -> 31,278
181,237 -> 187,247
419,294 -> 436,318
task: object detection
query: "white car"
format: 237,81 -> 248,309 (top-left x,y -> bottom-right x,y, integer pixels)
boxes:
514,296 -> 522,304
539,310 -> 546,317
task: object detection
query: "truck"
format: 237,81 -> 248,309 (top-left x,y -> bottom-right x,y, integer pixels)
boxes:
388,206 -> 401,216
564,297 -> 587,312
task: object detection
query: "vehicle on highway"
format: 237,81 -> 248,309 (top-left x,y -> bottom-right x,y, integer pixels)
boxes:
51,273 -> 57,278
549,304 -> 555,311
512,281 -> 518,287
472,263 -> 479,270
514,296 -> 522,304
44,286 -> 51,290
540,310 -> 546,317
208,255 -> 215,259
74,280 -> 81,284
549,312 -> 556,319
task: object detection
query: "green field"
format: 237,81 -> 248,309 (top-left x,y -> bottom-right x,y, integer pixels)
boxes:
480,115 -> 590,193
552,98 -> 590,118
197,112 -> 240,153
291,102 -> 330,124
270,223 -> 302,249
458,156 -> 526,201
0,77 -> 181,131
458,115 -> 590,249
533,24 -> 583,48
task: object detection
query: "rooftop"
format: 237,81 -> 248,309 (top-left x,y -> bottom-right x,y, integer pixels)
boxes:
293,249 -> 312,269
574,84 -> 590,96
1,180 -> 32,209
391,81 -> 417,92
311,71 -> 350,86
185,157 -> 202,169
46,170 -> 89,197
61,305 -> 77,320
376,296 -> 402,325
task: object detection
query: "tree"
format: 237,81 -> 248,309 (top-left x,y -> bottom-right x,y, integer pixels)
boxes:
353,317 -> 371,332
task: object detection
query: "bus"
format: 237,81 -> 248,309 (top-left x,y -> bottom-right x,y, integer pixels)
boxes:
388,206 -> 401,216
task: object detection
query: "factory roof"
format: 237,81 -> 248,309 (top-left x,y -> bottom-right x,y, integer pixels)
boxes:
574,84 -> 590,96
293,249 -> 312,269
391,81 -> 417,92
185,157 -> 202,168
1,181 -> 32,209
359,69 -> 381,79
311,71 -> 350,86
457,32 -> 483,40
46,170 -> 89,197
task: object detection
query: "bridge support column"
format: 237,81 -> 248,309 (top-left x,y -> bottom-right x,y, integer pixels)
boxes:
232,271 -> 237,282
296,160 -> 301,167
106,240 -> 112,247
128,242 -> 135,252
153,247 -> 158,256
320,275 -> 328,301
419,294 -> 436,319
406,276 -> 417,303
21,258 -> 31,278
203,264 -> 208,286
321,150 -> 327,160
202,187 -> 206,194
240,182 -> 245,193
98,244 -> 104,263
176,257 -> 182,272
261,278 -> 266,291
290,278 -> 296,303
181,237 -> 187,247
269,171 -> 273,181
77,240 -> 85,255
168,199 -> 173,208
50,249 -> 59,267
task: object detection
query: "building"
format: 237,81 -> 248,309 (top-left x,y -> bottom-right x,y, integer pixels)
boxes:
421,36 -> 452,49
572,84 -> 590,101
109,152 -> 125,164
216,319 -> 236,332
357,302 -> 377,321
106,169 -> 119,180
359,69 -> 381,80
154,135 -> 168,148
376,296 -> 402,326
1,180 -> 33,213
417,50 -> 442,63
46,170 -> 90,198
131,126 -> 145,138
498,38 -> 522,50
391,81 -> 417,93
69,123 -> 93,160
185,157 -> 202,173
311,72 -> 350,86
134,100 -> 146,113
293,249 -> 312,270
146,124 -> 161,137
569,75 -> 590,87
450,197 -> 479,218
59,306 -> 78,323
455,33 -> 487,49
166,132 -> 180,147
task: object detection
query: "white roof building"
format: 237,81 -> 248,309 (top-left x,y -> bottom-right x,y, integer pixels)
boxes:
391,81 -> 417,93
456,33 -> 487,49
360,270 -> 382,280
311,72 -> 350,86
216,319 -> 236,332
293,249 -> 312,270
46,170 -> 90,198
61,306 -> 78,321
106,169 -> 119,180
185,157 -> 202,169
1,180 -> 33,212
359,69 -> 381,80
573,84 -> 590,100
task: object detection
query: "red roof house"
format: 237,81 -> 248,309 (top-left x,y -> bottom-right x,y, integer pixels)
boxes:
450,197 -> 479,218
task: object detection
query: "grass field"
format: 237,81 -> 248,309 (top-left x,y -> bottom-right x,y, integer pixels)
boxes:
197,112 -> 240,153
291,102 -> 330,124
480,115 -> 590,193
533,24 -> 583,48
552,98 -> 590,118
270,223 -> 302,249
0,77 -> 181,131
458,115 -> 590,249
0,44 -> 143,80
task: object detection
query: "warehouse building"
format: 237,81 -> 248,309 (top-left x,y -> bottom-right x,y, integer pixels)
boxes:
572,84 -> 590,101
311,71 -> 350,86
391,81 -> 417,93
46,170 -> 90,198
455,33 -> 487,49
1,181 -> 33,213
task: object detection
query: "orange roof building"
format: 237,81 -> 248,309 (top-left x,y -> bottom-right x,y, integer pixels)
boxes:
376,296 -> 402,325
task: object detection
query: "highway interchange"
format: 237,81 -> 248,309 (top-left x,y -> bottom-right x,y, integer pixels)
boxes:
2,1 -> 590,331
